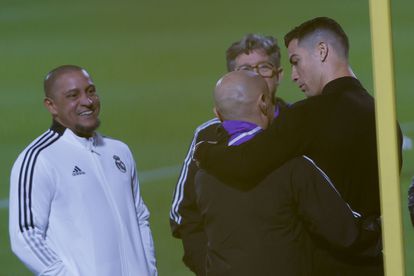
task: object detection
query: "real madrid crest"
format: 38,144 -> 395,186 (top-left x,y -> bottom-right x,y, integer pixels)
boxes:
113,155 -> 126,173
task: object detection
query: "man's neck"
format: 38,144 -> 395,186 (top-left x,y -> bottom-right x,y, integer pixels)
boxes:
322,61 -> 355,88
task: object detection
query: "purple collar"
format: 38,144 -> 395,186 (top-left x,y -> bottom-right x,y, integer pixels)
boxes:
274,103 -> 280,118
221,104 -> 282,146
222,120 -> 262,146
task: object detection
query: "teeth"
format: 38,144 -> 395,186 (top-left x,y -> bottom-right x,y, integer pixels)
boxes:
79,110 -> 93,116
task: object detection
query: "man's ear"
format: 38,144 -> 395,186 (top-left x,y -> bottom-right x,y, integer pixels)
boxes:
258,94 -> 269,116
318,42 -> 328,62
44,97 -> 58,116
213,107 -> 224,122
275,67 -> 284,85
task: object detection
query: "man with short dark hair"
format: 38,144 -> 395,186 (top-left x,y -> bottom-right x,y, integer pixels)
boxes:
196,17 -> 403,275
169,34 -> 286,275
9,65 -> 157,276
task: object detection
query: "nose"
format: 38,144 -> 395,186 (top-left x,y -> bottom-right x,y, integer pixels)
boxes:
80,93 -> 93,105
291,67 -> 299,83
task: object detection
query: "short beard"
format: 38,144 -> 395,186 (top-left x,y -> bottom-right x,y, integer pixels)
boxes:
74,119 -> 101,138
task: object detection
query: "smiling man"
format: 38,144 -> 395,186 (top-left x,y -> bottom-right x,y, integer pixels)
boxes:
9,65 -> 157,276
43,66 -> 101,137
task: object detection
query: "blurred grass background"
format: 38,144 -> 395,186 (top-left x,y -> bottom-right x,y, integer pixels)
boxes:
0,0 -> 412,275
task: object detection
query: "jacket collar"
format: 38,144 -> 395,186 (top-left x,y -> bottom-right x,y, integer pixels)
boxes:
50,120 -> 100,150
322,77 -> 365,95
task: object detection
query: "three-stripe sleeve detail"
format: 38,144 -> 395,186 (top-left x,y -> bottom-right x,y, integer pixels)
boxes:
18,130 -> 61,231
22,228 -> 59,266
16,130 -> 62,266
170,118 -> 220,224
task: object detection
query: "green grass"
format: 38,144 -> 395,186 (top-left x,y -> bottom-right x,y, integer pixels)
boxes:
0,0 -> 413,275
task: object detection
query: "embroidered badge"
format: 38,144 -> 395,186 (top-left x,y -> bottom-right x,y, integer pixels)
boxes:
113,155 -> 126,173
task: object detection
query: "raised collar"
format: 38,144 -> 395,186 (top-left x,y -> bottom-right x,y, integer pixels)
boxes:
322,77 -> 364,95
222,120 -> 262,146
50,120 -> 66,135
50,120 -> 100,150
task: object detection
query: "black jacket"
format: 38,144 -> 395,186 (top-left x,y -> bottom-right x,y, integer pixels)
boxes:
195,157 -> 361,276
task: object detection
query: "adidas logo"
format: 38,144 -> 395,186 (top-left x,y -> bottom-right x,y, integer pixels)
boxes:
72,166 -> 86,176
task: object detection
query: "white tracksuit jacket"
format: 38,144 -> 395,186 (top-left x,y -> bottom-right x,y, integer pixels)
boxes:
9,123 -> 157,276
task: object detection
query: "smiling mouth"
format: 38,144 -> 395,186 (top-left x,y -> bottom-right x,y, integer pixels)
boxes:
78,110 -> 94,116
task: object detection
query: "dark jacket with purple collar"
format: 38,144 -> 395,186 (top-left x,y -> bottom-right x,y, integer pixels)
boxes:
194,120 -> 363,276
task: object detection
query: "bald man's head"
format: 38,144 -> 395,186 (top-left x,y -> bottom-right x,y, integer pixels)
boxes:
214,71 -> 273,128
44,65 -> 88,98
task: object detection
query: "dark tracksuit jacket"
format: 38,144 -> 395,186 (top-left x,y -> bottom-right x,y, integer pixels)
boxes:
195,156 -> 360,276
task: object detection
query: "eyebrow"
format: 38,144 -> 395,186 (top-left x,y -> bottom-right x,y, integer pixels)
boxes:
86,84 -> 96,90
63,84 -> 95,95
64,88 -> 79,95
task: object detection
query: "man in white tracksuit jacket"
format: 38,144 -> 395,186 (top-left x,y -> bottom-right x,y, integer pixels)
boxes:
9,65 -> 157,276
